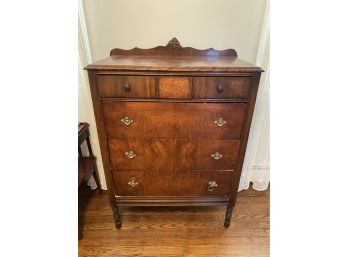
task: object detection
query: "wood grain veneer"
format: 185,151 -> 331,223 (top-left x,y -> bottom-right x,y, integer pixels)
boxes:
86,38 -> 263,229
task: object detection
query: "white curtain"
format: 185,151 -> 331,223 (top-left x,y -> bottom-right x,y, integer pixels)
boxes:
239,0 -> 270,191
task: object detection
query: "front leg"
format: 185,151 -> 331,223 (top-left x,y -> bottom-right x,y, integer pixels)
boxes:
113,206 -> 122,229
224,206 -> 233,228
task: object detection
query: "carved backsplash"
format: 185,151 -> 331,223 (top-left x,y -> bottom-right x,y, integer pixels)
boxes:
110,37 -> 238,57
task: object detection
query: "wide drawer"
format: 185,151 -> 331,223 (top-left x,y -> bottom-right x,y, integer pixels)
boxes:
102,102 -> 246,140
108,139 -> 239,171
97,75 -> 156,98
192,77 -> 251,100
112,169 -> 231,196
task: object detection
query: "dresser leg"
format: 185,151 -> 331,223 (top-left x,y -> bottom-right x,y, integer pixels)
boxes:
224,206 -> 233,228
113,206 -> 122,229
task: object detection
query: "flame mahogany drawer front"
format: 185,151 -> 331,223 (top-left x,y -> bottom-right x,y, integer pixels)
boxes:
102,101 -> 246,140
86,38 -> 262,228
113,170 -> 231,196
108,139 -> 239,171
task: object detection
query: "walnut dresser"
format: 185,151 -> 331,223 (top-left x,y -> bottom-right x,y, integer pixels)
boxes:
86,38 -> 263,228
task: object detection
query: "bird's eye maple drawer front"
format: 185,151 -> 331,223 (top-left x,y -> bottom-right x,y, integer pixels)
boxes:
97,75 -> 156,98
175,140 -> 240,171
102,102 -> 246,140
192,77 -> 251,100
158,77 -> 191,99
112,170 -> 231,196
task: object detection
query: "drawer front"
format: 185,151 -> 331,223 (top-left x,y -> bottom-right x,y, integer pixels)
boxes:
159,77 -> 191,99
192,77 -> 251,99
175,140 -> 239,171
97,75 -> 156,98
113,170 -> 231,196
102,102 -> 246,140
108,139 -> 238,171
108,139 -> 173,170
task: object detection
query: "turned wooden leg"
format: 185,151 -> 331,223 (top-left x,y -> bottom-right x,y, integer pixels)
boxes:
92,166 -> 103,194
113,206 -> 122,229
224,206 -> 233,228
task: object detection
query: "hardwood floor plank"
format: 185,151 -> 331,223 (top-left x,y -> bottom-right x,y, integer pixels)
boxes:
79,187 -> 270,257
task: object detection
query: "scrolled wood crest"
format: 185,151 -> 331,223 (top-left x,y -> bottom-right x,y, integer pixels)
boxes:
110,37 -> 237,57
165,37 -> 182,49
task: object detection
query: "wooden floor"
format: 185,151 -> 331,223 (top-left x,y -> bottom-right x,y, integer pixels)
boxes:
79,187 -> 269,257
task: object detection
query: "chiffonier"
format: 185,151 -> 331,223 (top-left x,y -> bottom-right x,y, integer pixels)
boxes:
86,38 -> 263,228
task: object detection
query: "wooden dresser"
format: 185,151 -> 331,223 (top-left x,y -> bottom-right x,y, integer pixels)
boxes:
86,38 -> 263,228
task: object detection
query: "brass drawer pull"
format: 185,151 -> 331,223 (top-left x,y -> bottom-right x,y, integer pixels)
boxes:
208,181 -> 218,191
121,116 -> 133,126
123,83 -> 131,92
128,177 -> 138,187
125,150 -> 136,159
216,84 -> 224,93
211,152 -> 222,160
214,118 -> 226,127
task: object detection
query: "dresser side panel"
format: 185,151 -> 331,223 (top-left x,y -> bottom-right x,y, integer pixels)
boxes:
87,70 -> 117,206
229,72 -> 262,206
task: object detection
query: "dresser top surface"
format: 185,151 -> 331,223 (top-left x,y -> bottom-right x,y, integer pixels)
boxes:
85,38 -> 263,73
86,55 -> 262,73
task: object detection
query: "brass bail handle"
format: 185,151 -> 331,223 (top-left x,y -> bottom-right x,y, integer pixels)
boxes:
211,152 -> 222,160
214,118 -> 226,127
128,177 -> 138,187
208,181 -> 218,191
121,116 -> 133,126
125,150 -> 136,159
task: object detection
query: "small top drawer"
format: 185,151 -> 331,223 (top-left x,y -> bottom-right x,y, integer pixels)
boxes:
192,77 -> 251,100
158,77 -> 191,99
97,75 -> 156,98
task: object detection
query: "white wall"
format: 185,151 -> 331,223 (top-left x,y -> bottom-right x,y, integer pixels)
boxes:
79,0 -> 269,190
83,0 -> 266,63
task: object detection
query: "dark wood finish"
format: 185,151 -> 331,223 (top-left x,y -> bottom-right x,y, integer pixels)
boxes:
192,76 -> 251,99
86,38 -> 262,229
102,101 -> 246,140
108,139 -> 174,170
78,123 -> 101,190
158,77 -> 191,99
78,123 -> 102,239
116,196 -> 229,206
110,37 -> 238,57
86,38 -> 262,73
108,139 -> 239,171
175,140 -> 240,171
113,170 -> 231,196
87,73 -> 122,228
78,188 -> 270,257
97,75 -> 156,98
